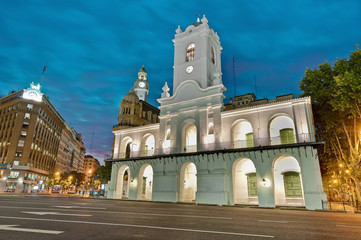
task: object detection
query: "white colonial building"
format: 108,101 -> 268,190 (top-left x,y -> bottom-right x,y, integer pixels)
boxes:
107,16 -> 327,210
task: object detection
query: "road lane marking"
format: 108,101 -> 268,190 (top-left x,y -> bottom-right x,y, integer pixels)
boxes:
22,211 -> 91,217
0,225 -> 63,234
0,216 -> 274,238
259,220 -> 288,223
0,206 -> 231,220
54,206 -> 106,209
336,225 -> 361,229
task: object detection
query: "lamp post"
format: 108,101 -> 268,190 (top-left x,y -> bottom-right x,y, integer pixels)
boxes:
88,170 -> 93,197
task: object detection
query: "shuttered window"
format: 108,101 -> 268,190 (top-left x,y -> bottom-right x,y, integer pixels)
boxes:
283,172 -> 302,197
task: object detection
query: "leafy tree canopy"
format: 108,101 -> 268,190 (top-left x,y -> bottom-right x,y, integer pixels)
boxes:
299,47 -> 361,203
96,161 -> 112,184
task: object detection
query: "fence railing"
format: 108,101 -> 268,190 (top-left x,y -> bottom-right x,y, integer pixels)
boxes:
114,133 -> 315,159
321,200 -> 360,211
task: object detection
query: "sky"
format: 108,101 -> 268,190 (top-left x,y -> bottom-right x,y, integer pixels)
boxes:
1,0 -> 360,164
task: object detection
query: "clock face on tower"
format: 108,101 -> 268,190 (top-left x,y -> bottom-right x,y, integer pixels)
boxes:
186,65 -> 193,74
139,82 -> 145,88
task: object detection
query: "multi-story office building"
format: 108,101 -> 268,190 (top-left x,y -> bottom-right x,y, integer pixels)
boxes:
0,83 -> 85,193
56,124 -> 85,174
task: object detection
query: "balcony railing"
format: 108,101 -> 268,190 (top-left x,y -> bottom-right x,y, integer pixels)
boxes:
114,133 -> 316,160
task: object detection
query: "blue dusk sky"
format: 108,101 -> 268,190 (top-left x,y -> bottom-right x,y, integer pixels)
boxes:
1,1 -> 360,164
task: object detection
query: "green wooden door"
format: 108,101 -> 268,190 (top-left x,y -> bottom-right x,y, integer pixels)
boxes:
283,172 -> 302,197
246,133 -> 254,147
247,173 -> 258,197
280,128 -> 295,144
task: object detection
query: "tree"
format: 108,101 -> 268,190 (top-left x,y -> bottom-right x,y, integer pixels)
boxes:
96,161 -> 112,184
46,172 -> 62,192
65,171 -> 85,186
299,47 -> 361,203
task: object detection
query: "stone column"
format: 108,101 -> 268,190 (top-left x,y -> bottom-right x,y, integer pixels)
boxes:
254,150 -> 275,207
299,147 -> 327,210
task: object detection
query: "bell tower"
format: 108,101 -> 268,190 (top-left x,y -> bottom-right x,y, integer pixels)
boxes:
134,65 -> 149,101
172,15 -> 222,94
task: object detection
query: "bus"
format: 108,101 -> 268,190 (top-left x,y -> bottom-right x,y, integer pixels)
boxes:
51,185 -> 61,193
68,185 -> 76,194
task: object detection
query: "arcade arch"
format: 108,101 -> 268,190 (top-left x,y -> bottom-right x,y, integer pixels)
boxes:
119,137 -> 133,158
140,134 -> 155,156
137,164 -> 153,201
273,155 -> 305,206
233,158 -> 258,205
115,165 -> 130,199
231,120 -> 254,148
183,123 -> 197,153
179,162 -> 197,202
269,116 -> 296,145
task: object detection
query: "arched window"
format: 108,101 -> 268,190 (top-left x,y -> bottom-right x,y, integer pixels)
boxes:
125,143 -> 131,158
186,43 -> 195,62
211,46 -> 215,64
208,122 -> 214,135
183,124 -> 197,153
269,116 -> 296,145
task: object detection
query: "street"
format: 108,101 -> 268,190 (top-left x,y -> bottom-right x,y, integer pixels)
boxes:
0,195 -> 360,239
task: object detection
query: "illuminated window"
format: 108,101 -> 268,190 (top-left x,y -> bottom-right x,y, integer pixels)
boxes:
24,113 -> 31,119
20,131 -> 27,137
18,140 -> 25,147
186,43 -> 195,62
211,46 -> 215,64
9,172 -> 20,179
27,104 -> 33,110
22,122 -> 29,128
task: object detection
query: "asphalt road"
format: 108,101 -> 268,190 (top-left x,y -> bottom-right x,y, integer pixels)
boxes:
0,195 -> 360,240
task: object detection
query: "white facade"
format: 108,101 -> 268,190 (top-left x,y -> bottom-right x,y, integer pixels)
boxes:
108,16 -> 327,210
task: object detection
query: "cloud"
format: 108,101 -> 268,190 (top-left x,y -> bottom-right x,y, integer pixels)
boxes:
1,0 -> 360,164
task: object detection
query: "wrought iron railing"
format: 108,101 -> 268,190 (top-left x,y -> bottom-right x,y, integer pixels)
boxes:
321,200 -> 360,211
114,133 -> 316,159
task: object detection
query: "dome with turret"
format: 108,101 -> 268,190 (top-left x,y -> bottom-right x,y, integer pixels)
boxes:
122,88 -> 139,103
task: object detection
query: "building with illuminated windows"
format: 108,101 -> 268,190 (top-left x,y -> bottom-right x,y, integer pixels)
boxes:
107,16 -> 327,210
0,83 -> 85,193
83,155 -> 100,183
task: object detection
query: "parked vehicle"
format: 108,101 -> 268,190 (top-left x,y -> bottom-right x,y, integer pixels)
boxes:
51,185 -> 61,193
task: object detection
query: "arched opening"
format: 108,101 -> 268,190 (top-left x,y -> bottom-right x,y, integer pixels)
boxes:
137,164 -> 153,201
211,46 -> 215,64
183,123 -> 197,153
273,155 -> 305,207
115,165 -> 130,199
186,43 -> 195,62
269,116 -> 296,145
233,158 -> 258,205
179,162 -> 197,202
119,137 -> 133,158
140,134 -> 155,156
232,120 -> 254,148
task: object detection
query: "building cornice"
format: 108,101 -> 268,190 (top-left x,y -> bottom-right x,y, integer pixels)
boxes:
113,123 -> 160,135
222,96 -> 311,118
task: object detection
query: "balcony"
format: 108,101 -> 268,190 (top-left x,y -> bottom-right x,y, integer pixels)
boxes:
113,133 -> 317,160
